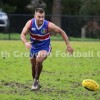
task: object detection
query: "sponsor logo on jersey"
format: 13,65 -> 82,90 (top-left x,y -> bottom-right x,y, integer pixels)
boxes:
31,28 -> 36,31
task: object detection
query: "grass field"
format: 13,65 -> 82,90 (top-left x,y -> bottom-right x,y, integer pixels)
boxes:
0,33 -> 100,41
0,40 -> 100,100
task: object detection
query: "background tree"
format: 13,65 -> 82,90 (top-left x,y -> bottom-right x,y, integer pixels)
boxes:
43,0 -> 53,14
0,0 -> 31,13
79,0 -> 100,15
79,0 -> 100,38
0,0 -> 16,13
27,0 -> 46,13
51,0 -> 62,28
62,0 -> 81,15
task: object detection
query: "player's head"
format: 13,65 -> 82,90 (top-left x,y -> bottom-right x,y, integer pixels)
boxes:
34,8 -> 45,25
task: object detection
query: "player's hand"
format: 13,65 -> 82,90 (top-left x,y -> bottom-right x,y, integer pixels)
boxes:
66,45 -> 74,54
25,42 -> 32,49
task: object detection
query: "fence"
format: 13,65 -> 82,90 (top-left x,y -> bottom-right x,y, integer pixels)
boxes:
0,14 -> 100,40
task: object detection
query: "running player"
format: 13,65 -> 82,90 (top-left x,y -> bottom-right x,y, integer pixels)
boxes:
20,8 -> 74,90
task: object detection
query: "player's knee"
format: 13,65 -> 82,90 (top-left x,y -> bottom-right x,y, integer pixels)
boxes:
38,50 -> 48,58
36,58 -> 43,64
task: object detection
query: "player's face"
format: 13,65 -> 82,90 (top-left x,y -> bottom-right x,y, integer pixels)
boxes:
35,12 -> 45,25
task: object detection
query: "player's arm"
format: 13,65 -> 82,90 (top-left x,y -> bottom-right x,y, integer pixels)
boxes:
20,20 -> 32,49
48,22 -> 74,54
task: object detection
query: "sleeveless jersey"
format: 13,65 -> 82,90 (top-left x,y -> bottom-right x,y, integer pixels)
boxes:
29,18 -> 50,49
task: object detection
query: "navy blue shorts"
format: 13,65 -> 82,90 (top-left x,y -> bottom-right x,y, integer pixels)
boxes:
30,45 -> 52,58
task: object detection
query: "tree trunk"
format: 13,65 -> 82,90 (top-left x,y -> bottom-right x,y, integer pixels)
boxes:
51,0 -> 62,35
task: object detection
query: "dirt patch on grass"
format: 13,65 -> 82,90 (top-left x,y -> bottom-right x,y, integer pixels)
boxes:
0,80 -> 30,95
1,80 -> 30,89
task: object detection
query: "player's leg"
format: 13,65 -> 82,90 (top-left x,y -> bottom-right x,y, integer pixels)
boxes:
31,50 -> 48,90
30,58 -> 36,80
31,46 -> 51,90
35,50 -> 48,80
31,57 -> 42,90
30,49 -> 39,90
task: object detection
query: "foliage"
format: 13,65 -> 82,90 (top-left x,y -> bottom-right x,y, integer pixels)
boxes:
79,0 -> 100,15
0,1 -> 16,13
1,0 -> 100,16
43,0 -> 53,14
62,0 -> 81,15
1,0 -> 31,13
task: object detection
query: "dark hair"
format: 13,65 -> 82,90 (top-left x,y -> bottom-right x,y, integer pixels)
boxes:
35,8 -> 45,14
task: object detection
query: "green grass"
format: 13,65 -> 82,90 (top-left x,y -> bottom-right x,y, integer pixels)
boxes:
0,33 -> 100,41
0,40 -> 100,100
0,33 -> 30,40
